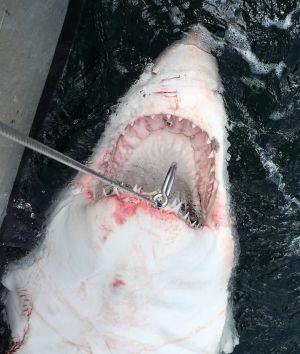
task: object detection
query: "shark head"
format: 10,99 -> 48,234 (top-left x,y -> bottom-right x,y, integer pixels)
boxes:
3,26 -> 238,354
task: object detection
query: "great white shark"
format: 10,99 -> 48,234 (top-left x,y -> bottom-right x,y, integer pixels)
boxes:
3,25 -> 239,353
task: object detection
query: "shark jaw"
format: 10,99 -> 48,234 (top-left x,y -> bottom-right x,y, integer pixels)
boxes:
79,113 -> 221,230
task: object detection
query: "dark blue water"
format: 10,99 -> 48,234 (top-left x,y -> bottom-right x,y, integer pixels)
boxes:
1,0 -> 300,353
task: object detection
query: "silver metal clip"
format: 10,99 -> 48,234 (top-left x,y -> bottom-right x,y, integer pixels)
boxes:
153,162 -> 177,208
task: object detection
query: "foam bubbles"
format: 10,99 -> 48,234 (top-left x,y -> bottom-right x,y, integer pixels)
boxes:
269,103 -> 295,121
290,235 -> 300,255
254,144 -> 285,192
225,25 -> 250,52
186,24 -> 225,55
254,144 -> 300,214
169,6 -> 185,26
269,110 -> 285,121
262,8 -> 299,30
14,199 -> 33,213
240,76 -> 266,93
225,25 -> 286,77
182,2 -> 190,9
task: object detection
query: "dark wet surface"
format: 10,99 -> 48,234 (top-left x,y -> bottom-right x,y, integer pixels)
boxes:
1,0 -> 300,353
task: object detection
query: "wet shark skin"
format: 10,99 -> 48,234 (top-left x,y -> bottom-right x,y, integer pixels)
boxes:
3,26 -> 238,354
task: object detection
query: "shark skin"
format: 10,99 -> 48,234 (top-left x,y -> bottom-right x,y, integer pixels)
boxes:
3,26 -> 239,354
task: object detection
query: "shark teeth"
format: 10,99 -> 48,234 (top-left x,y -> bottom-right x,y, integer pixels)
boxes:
183,212 -> 189,221
133,184 -> 141,193
166,199 -> 201,229
103,184 -> 143,197
190,220 -> 197,227
101,188 -> 201,229
208,151 -> 214,159
170,198 -> 178,208
112,187 -> 119,195
173,201 -> 182,213
170,198 -> 182,212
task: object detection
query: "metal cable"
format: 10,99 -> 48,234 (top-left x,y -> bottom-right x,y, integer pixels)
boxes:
0,120 -> 155,206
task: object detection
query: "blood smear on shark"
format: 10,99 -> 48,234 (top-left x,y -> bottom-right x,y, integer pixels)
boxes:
2,25 -> 238,354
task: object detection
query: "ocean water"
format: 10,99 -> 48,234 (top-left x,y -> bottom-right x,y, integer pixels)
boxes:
0,0 -> 299,352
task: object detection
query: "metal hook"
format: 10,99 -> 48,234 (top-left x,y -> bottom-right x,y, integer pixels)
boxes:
153,162 -> 177,208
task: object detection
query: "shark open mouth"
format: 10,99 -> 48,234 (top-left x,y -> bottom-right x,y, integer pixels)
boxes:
101,114 -> 218,229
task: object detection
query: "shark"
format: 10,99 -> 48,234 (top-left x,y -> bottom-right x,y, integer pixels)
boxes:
3,25 -> 239,354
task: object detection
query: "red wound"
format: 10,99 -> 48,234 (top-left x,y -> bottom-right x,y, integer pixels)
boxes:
86,190 -> 93,200
112,278 -> 125,288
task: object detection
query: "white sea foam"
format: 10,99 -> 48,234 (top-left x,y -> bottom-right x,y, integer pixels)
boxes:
182,1 -> 190,9
240,76 -> 266,92
254,144 -> 300,213
234,102 -> 300,215
114,60 -> 129,74
262,8 -> 299,29
169,5 -> 185,26
14,199 -> 33,213
254,144 -> 285,191
269,110 -> 285,121
202,0 -> 246,28
111,0 -> 120,13
225,25 -> 286,77
290,235 -> 300,255
269,103 -> 295,121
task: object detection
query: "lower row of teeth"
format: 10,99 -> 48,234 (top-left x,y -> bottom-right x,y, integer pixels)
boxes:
167,197 -> 202,228
71,184 -> 202,229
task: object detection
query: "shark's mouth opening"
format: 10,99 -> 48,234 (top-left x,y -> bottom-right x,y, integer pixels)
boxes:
104,114 -> 218,228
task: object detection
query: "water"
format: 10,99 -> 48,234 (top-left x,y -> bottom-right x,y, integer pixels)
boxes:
0,0 -> 300,352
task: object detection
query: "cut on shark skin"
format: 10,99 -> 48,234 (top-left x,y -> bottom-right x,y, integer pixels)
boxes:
3,25 -> 239,354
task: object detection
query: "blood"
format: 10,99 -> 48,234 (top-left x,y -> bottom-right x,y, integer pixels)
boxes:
113,198 -> 138,224
101,225 -> 112,241
153,90 -> 177,96
7,324 -> 30,353
160,75 -> 181,83
153,90 -> 179,111
112,195 -> 176,225
26,302 -> 33,319
86,190 -> 94,200
112,278 -> 125,288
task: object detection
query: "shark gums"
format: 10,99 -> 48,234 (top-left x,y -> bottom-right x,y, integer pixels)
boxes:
3,26 -> 239,354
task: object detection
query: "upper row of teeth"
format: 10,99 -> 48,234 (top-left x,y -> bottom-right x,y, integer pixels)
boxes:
128,115 -> 212,137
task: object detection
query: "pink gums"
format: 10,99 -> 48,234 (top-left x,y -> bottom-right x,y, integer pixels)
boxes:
112,195 -> 177,226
